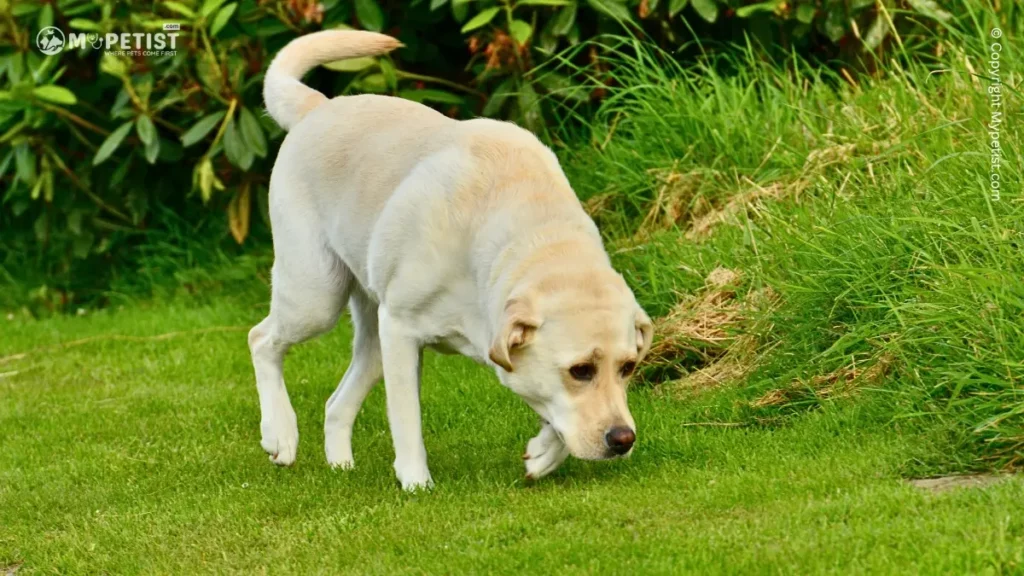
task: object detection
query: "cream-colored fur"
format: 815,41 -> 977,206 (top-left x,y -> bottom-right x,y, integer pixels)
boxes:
250,30 -> 653,490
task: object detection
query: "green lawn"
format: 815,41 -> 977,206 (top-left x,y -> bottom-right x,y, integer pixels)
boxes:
2,302 -> 1022,574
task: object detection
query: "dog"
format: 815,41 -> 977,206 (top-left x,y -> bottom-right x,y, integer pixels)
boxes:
249,30 -> 653,490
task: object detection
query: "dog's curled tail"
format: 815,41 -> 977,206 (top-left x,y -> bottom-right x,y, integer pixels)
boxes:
263,30 -> 401,131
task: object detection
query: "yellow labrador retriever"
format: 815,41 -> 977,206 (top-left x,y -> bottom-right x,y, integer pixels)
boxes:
250,30 -> 653,490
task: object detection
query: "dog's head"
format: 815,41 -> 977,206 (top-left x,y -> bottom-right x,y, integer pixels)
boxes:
490,268 -> 652,460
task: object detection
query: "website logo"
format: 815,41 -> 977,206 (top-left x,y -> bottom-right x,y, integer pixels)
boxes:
36,27 -> 66,56
34,27 -> 179,57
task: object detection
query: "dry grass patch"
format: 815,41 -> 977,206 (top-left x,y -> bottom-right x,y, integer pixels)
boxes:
752,354 -> 894,409
646,266 -> 743,367
582,192 -> 616,221
643,267 -> 778,392
636,168 -> 708,238
666,335 -> 760,394
684,181 -> 791,240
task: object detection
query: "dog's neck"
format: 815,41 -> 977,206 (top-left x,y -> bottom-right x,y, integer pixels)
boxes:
478,204 -> 610,336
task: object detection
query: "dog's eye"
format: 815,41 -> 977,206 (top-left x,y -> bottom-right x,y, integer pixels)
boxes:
620,361 -> 636,378
569,363 -> 596,381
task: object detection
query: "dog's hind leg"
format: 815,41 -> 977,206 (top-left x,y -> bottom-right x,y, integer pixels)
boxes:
324,287 -> 382,469
249,242 -> 351,466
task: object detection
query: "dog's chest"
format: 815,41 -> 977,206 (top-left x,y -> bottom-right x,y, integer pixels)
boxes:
420,300 -> 488,363
427,332 -> 484,362
390,283 -> 489,365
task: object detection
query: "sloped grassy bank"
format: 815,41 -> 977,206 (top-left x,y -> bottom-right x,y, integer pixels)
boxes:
561,24 -> 1022,470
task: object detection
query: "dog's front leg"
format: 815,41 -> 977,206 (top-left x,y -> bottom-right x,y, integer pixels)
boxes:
524,422 -> 569,480
378,307 -> 433,491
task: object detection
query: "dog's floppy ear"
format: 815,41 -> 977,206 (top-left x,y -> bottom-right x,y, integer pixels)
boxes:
489,297 -> 541,372
635,306 -> 653,362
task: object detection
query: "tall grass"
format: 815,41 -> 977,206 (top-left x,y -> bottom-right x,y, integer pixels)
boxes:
559,4 -> 1022,469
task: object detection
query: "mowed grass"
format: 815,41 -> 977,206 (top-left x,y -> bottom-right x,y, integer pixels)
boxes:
1,302 -> 1023,574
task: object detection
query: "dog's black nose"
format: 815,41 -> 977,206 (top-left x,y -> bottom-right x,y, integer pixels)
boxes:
605,427 -> 635,455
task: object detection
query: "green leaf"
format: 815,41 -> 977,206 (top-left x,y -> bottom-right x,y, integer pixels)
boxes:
251,20 -> 289,36
14,144 -> 36,184
133,74 -> 154,108
0,150 -> 13,184
398,89 -> 465,105
690,0 -> 718,23
144,135 -> 161,164
194,157 -> 223,202
551,4 -> 578,35
164,1 -> 197,18
517,80 -> 543,134
195,50 -> 225,94
461,7 -> 500,33
536,71 -> 588,101
509,19 -> 533,45
67,210 -> 83,235
201,0 -> 227,18
516,0 -> 572,5
135,115 -> 156,147
93,121 -> 134,166
862,15 -> 888,49
68,18 -> 103,31
430,0 -> 448,9
355,0 -> 385,32
32,85 -> 78,106
11,3 -> 39,16
736,1 -> 779,18
323,56 -> 377,72
795,3 -> 816,23
586,0 -> 634,22
210,3 -> 237,36
37,4 -> 54,30
823,8 -> 846,42
482,77 -> 515,117
669,0 -> 689,16
72,231 -> 94,259
110,156 -> 132,188
100,53 -> 129,79
239,107 -> 268,158
354,73 -> 387,93
222,117 -> 252,170
181,111 -> 226,147
7,53 -> 24,84
452,0 -> 471,22
906,0 -> 952,21
379,58 -> 398,90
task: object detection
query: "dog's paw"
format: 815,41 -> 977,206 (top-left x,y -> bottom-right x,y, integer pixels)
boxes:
394,461 -> 433,492
325,446 -> 354,470
325,426 -> 355,469
260,408 -> 298,466
524,424 -> 570,480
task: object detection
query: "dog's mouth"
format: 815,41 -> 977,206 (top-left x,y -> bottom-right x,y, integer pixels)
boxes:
534,413 -> 625,461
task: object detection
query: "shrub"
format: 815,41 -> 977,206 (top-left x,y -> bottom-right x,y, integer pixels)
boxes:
0,0 -> 959,308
